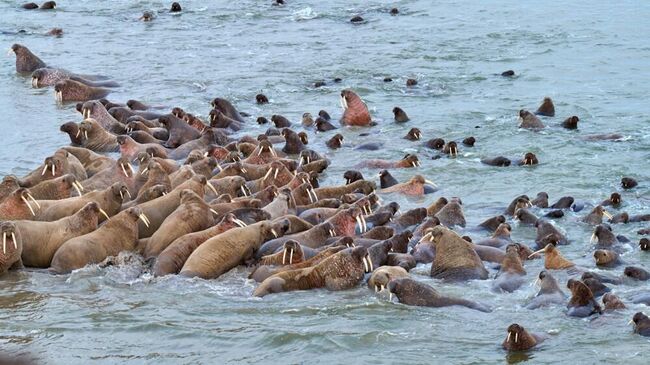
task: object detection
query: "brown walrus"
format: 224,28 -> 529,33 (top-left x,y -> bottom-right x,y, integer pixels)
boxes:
529,244 -> 574,270
630,313 -> 650,337
0,188 -> 41,220
435,198 -> 466,227
355,154 -> 420,169
582,205 -> 613,225
153,213 -> 246,276
62,146 -> 115,177
535,97 -> 555,117
258,240 -> 305,266
180,219 -> 291,280
387,278 -> 491,312
0,175 -> 20,203
19,149 -> 87,188
518,109 -> 545,129
77,118 -> 119,152
493,245 -> 526,293
566,279 -> 602,317
380,175 -> 436,196
428,225 -> 488,281
16,202 -> 100,268
367,266 -> 409,292
142,190 -> 214,258
253,246 -> 372,297
340,89 -> 372,126
28,174 -> 83,200
36,182 -> 126,222
594,249 -> 622,267
54,79 -> 110,102
60,121 -> 83,146
602,293 -> 626,311
249,244 -> 348,283
0,222 -> 23,274
9,44 -> 46,73
49,207 -> 150,274
502,324 -> 545,351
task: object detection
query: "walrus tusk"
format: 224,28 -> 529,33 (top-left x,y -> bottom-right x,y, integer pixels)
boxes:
98,208 -> 110,221
375,285 -> 379,293
271,229 -> 278,238
306,189 -> 315,204
310,189 -> 318,202
216,163 -> 223,172
119,190 -> 124,200
269,147 -> 277,158
257,148 -> 263,156
21,195 -> 36,216
533,278 -> 540,287
419,232 -> 432,243
366,255 -> 373,272
274,168 -> 279,180
515,333 -> 518,343
162,191 -> 167,196
425,179 -> 437,188
346,178 -> 350,185
2,232 -> 5,254
289,248 -> 294,264
240,186 -> 248,197
240,166 -> 247,173
26,192 -> 40,209
590,233 -> 597,244
355,216 -> 364,233
262,168 -> 273,181
602,210 -> 613,219
84,131 -> 89,140
128,163 -> 135,175
360,215 -> 367,233
41,164 -> 48,176
362,256 -> 369,272
233,218 -> 247,227
507,332 -> 511,343
206,181 -> 218,196
389,292 -> 393,302
139,213 -> 150,227
125,189 -> 132,199
141,167 -> 149,175
528,249 -> 545,259
209,208 -> 218,216
121,164 -> 128,177
282,248 -> 287,265
76,129 -> 81,138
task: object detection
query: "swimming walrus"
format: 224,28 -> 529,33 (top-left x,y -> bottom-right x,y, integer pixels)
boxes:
367,266 -> 409,292
428,225 -> 488,281
0,222 -> 23,275
380,175 -> 436,196
180,218 -> 291,280
9,44 -> 46,73
526,270 -> 566,309
16,202 -> 100,268
54,79 -> 110,103
253,246 -> 372,297
502,324 -> 545,351
49,207 -> 150,274
387,278 -> 491,312
340,89 -> 372,126
566,279 -> 602,317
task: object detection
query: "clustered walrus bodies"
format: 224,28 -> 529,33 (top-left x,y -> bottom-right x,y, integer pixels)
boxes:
3,33 -> 649,356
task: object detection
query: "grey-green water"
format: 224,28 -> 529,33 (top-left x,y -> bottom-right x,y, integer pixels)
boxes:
1,0 -> 650,364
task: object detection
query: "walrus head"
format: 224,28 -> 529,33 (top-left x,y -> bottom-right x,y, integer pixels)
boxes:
621,177 -> 638,189
405,128 -> 422,141
462,136 -> 476,146
123,206 -> 151,227
6,188 -> 41,217
279,240 -> 303,265
262,218 -> 291,240
348,246 -> 373,273
140,11 -> 154,22
170,2 -> 182,12
624,266 -> 649,281
608,193 -> 622,205
503,324 -> 536,351
109,182 -> 130,203
115,157 -> 135,178
0,221 -> 20,255
40,151 -> 67,179
343,170 -> 363,185
521,152 -> 539,166
340,89 -> 371,126
41,1 -> 56,9
426,138 -> 445,150
0,175 -> 20,200
400,154 -> 421,168
76,201 -> 103,223
640,238 -> 650,251
326,134 -> 344,149
443,141 -> 458,156
10,44 -> 46,73
631,312 -> 650,327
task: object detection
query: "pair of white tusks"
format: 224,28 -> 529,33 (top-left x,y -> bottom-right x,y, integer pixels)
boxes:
139,213 -> 151,227
20,192 -> 40,216
206,181 -> 219,196
340,95 -> 348,110
307,188 -> 318,204
410,161 -> 421,167
361,204 -> 373,216
270,229 -> 278,238
299,156 -> 311,166
362,255 -> 373,273
602,210 -> 613,219
72,180 -> 84,196
120,163 -> 135,177
240,185 -> 250,197
75,130 -> 90,140
31,77 -> 38,88
414,132 -> 422,139
506,332 -> 519,344
356,215 -> 367,233
41,163 -> 56,177
118,189 -> 132,201
262,168 -> 280,181
419,232 -> 433,244
2,232 -> 18,254
374,284 -> 385,293
329,229 -> 336,237
450,148 -> 458,156
282,247 -> 294,265
82,109 -> 90,119
55,90 -> 63,103
257,146 -> 277,157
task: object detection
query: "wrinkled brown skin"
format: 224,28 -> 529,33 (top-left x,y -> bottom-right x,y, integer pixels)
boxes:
207,176 -> 248,200
17,202 -> 99,268
314,180 -> 376,201
55,79 -> 110,102
602,293 -> 626,311
429,226 -> 488,281
535,97 -> 555,117
261,193 -> 292,220
257,221 -> 336,258
136,162 -> 171,201
258,240 -> 305,266
60,121 -> 83,146
0,188 -> 40,221
136,176 -> 206,238
567,279 -> 602,317
0,222 -> 23,275
28,174 -> 78,200
118,135 -> 169,162
36,183 -> 125,222
49,207 -> 143,274
355,155 -> 419,169
153,214 -> 240,276
367,266 -> 409,291
253,246 -> 368,297
62,146 -> 115,178
249,245 -> 347,283
78,118 -> 119,152
518,109 -> 545,129
386,253 -> 416,271
582,205 -> 608,225
340,90 -> 371,126
142,190 -> 214,258
502,324 -> 542,351
0,176 -> 20,203
19,149 -> 87,188
181,219 -> 290,280
594,249 -> 620,267
538,244 -> 574,270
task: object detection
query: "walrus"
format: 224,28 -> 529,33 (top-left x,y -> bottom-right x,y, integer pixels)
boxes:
209,109 -> 242,131
60,121 -> 83,146
142,190 -> 214,258
9,44 -> 46,73
340,89 -> 371,126
31,68 -> 118,89
602,293 -> 626,311
257,220 -> 337,257
404,128 -> 422,141
153,214 -> 245,276
281,129 -> 306,155
16,202 -> 100,268
518,109 -> 545,129
526,270 -> 566,309
387,278 -> 490,312
62,146 -> 115,177
641,238 -> 650,251
367,266 -> 409,292
514,208 -> 538,225
49,207 -> 149,274
393,107 -> 409,123
256,240 -> 305,266
136,162 -> 172,200
472,215 -> 504,233
624,266 -> 649,281
300,113 -> 314,127
535,97 -> 555,117
123,184 -> 167,209
315,117 -> 338,131
425,138 -> 445,150
481,156 -> 511,167
582,205 -> 613,225
37,182 -> 126,222
158,114 -> 201,148
355,154 -> 420,169
170,2 -> 182,12
529,244 -> 574,270
80,157 -> 136,195
600,192 -> 622,208
562,116 -> 580,129
28,174 -> 83,200
0,188 -> 42,220
0,176 -> 20,203
77,118 -> 119,152
566,279 -> 602,317
534,219 -> 568,246
530,192 -> 549,208
210,97 -> 246,123
462,136 -> 476,147
343,170 -> 364,185
475,223 -> 512,248
621,177 -> 638,189
253,246 -> 372,297
126,120 -> 169,142
435,199 -> 465,227
428,226 -> 488,281
0,222 -> 23,274
594,249 -> 622,267
631,313 -> 650,337
502,324 -> 545,351
79,100 -> 121,131
493,245 -> 526,293
117,135 -> 168,161
54,79 -> 110,103
505,195 -> 531,215
180,219 -> 290,279
380,175 -> 436,196
442,141 -> 459,156
19,149 -> 87,188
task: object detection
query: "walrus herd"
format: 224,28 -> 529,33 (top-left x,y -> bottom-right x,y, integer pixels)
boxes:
3,5 -> 650,355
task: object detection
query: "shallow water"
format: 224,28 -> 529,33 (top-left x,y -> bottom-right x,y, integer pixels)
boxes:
1,0 -> 650,364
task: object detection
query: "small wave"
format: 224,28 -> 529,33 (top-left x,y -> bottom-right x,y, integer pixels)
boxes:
292,7 -> 318,21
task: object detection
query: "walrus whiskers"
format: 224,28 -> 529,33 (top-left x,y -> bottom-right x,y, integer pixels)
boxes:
206,181 -> 219,196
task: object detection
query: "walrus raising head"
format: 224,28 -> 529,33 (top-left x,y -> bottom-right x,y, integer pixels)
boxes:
641,238 -> 650,251
54,80 -> 110,103
561,116 -> 580,129
326,134 -> 344,149
502,324 -> 539,351
404,128 -> 421,141
10,44 -> 46,73
520,152 -> 539,166
340,89 -> 371,126
535,97 -> 555,117
631,312 -> 650,337
170,2 -> 182,12
621,177 -> 638,189
392,107 -> 409,123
